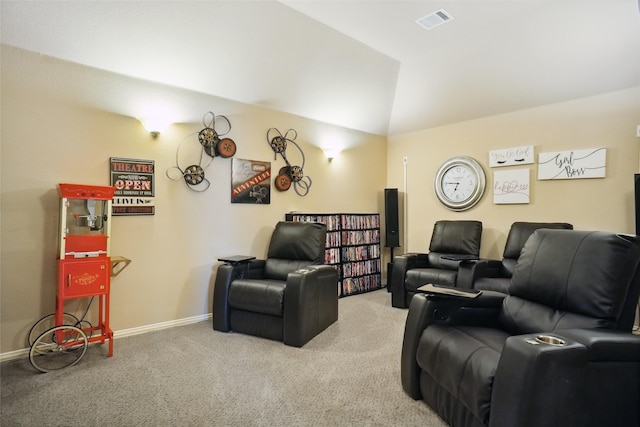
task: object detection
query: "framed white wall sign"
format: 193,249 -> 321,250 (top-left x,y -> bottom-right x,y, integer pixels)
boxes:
494,169 -> 530,204
489,145 -> 534,168
538,148 -> 606,180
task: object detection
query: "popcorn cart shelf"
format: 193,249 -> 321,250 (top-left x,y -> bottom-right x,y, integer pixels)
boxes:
28,183 -> 130,373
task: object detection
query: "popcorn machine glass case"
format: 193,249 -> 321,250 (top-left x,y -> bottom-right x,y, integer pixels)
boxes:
58,183 -> 114,260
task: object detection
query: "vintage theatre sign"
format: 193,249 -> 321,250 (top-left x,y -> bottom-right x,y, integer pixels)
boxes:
110,157 -> 155,215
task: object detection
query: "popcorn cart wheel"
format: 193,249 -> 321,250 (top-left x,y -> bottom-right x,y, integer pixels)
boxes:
28,312 -> 83,346
29,326 -> 88,372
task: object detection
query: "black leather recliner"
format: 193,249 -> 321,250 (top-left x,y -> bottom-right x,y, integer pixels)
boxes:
213,221 -> 338,347
390,220 -> 482,308
401,229 -> 640,427
456,221 -> 573,293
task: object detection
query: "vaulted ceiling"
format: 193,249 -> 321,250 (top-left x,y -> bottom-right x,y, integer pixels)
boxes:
2,0 -> 639,136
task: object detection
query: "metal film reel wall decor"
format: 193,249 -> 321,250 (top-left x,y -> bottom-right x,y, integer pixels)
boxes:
167,112 -> 237,192
267,127 -> 312,196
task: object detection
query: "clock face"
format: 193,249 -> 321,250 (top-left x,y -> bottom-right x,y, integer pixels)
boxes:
441,165 -> 477,202
434,156 -> 486,211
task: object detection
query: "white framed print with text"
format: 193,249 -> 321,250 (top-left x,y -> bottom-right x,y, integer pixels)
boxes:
489,145 -> 534,168
538,148 -> 606,180
494,169 -> 530,204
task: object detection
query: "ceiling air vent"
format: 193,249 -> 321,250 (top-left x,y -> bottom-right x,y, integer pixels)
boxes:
415,9 -> 454,30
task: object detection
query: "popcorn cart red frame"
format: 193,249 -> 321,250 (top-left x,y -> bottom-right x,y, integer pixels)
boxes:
28,183 -> 118,372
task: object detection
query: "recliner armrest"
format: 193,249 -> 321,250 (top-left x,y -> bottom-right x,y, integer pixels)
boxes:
213,259 -> 266,331
490,330 -> 640,427
390,253 -> 429,308
401,292 -> 506,398
283,265 -> 339,347
396,253 -> 430,268
554,328 -> 640,362
490,332 -> 589,427
456,258 -> 504,288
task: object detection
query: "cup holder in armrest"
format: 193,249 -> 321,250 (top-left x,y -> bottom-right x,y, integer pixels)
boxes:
533,335 -> 567,346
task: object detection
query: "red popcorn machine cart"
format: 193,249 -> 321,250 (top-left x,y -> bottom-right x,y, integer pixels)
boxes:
28,183 -> 129,372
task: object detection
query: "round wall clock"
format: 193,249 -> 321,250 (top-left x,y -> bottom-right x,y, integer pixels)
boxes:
434,156 -> 486,211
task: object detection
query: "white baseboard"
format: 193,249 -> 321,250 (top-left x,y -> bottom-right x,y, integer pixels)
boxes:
0,313 -> 212,363
113,313 -> 211,339
0,348 -> 29,363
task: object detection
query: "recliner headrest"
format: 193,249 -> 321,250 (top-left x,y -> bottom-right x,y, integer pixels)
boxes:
508,229 -> 640,330
503,222 -> 573,260
429,220 -> 482,255
267,221 -> 326,263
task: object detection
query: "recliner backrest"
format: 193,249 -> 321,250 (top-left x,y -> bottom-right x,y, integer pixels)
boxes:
499,229 -> 640,334
264,221 -> 327,281
501,222 -> 573,276
428,220 -> 482,255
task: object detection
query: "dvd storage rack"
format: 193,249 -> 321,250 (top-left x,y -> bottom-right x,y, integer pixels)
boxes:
285,213 -> 381,297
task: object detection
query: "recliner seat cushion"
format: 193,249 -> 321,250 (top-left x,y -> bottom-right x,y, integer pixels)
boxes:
228,279 -> 286,316
416,324 -> 509,424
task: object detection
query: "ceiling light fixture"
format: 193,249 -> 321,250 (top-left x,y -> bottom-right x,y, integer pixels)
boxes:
415,9 -> 454,31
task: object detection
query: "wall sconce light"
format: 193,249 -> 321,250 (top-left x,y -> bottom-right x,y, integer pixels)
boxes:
139,117 -> 172,138
323,148 -> 341,162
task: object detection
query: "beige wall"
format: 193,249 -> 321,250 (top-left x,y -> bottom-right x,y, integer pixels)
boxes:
387,87 -> 640,259
0,47 -> 388,354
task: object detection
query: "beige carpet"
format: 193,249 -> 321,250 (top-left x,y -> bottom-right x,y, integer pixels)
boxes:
1,289 -> 446,426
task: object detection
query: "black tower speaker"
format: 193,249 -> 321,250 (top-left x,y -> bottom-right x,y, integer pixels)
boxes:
635,174 -> 640,236
384,188 -> 400,248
